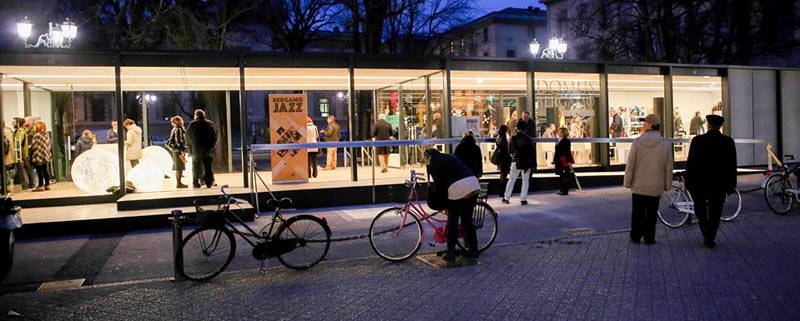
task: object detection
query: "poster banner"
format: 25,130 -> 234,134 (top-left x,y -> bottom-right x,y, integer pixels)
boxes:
451,116 -> 480,137
269,94 -> 308,183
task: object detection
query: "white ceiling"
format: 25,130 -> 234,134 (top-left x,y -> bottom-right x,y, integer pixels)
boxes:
0,66 -> 721,93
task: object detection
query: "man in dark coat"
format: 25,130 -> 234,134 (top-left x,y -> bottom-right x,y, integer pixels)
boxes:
372,114 -> 393,173
186,109 -> 219,188
685,114 -> 737,248
425,148 -> 480,266
454,132 -> 483,178
520,111 -> 537,138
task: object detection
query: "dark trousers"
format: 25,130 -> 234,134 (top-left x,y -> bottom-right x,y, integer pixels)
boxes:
447,195 -> 479,257
558,170 -> 571,195
192,155 -> 214,187
498,168 -> 509,197
692,191 -> 725,243
34,164 -> 50,187
308,152 -> 318,178
631,194 -> 660,242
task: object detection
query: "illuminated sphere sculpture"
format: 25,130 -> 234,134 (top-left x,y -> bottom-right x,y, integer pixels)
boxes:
71,149 -> 120,195
141,146 -> 174,178
127,161 -> 164,192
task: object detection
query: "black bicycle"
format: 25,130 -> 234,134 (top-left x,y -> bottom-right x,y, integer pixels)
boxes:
177,185 -> 331,282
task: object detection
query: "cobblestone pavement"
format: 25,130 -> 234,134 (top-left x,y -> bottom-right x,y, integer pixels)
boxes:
1,206 -> 799,320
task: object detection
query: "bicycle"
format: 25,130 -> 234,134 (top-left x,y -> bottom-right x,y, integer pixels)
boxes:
657,171 -> 742,228
369,170 -> 498,261
763,154 -> 800,214
178,185 -> 331,282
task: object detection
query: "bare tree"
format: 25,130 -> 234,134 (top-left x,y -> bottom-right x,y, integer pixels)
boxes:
551,0 -> 799,66
166,0 -> 258,50
385,0 -> 475,55
255,0 -> 343,52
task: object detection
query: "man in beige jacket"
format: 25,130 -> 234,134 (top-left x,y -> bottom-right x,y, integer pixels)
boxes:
623,114 -> 673,244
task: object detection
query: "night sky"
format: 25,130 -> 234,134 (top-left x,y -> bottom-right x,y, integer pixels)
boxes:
476,0 -> 544,15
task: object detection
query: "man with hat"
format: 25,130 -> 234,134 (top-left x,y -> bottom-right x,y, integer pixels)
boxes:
623,114 -> 673,244
685,114 -> 737,249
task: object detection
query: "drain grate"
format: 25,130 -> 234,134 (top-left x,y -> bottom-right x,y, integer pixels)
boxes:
416,254 -> 480,269
37,279 -> 85,292
564,228 -> 594,236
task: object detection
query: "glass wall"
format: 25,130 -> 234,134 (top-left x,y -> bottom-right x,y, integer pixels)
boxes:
2,77 -> 24,192
0,66 -> 117,198
607,74 -> 665,165
535,72 -> 601,168
672,75 -> 723,161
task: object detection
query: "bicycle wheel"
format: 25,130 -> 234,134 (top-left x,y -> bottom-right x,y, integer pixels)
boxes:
658,186 -> 691,228
178,227 -> 236,282
369,207 -> 422,262
720,189 -> 742,221
764,174 -> 794,214
457,201 -> 498,253
276,215 -> 331,270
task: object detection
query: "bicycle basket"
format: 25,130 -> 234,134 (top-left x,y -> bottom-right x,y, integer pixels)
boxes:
193,199 -> 226,228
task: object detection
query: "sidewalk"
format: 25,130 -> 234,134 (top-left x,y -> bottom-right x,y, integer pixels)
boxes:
1,206 -> 799,320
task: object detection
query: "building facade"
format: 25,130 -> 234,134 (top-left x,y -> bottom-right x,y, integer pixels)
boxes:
437,7 -> 548,58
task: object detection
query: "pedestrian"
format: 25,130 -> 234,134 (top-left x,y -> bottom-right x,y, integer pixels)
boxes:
166,116 -> 189,189
30,121 -> 52,192
307,117 -> 319,178
23,117 -> 37,189
623,114 -> 673,244
609,108 -> 623,138
424,148 -> 480,266
372,114 -> 393,173
542,123 -> 556,138
74,130 -> 95,159
123,119 -> 142,167
673,110 -> 685,136
186,109 -> 219,188
319,115 -> 340,170
502,121 -> 535,205
553,127 -> 574,196
685,114 -> 737,249
454,131 -> 483,178
3,122 -> 16,193
520,111 -> 537,137
689,111 -> 705,135
506,110 -> 518,136
106,121 -> 119,143
11,118 -> 28,190
495,125 -> 512,198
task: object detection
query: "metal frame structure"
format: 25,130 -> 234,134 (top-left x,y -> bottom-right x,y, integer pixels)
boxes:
0,49 -> 797,195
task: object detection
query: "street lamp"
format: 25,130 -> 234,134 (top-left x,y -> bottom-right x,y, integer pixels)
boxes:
529,36 -> 568,59
17,16 -> 78,48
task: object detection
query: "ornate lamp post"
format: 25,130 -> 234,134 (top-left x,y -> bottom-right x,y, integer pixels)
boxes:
17,16 -> 78,48
529,36 -> 568,59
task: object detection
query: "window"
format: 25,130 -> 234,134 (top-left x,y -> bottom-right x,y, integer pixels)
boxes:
506,50 -> 516,57
319,98 -> 330,118
483,28 -> 489,42
449,41 -> 455,53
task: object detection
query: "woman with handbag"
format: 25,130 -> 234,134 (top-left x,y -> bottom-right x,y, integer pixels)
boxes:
553,127 -> 574,196
494,125 -> 511,198
166,116 -> 189,189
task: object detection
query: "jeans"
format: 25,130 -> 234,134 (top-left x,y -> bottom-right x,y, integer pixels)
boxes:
34,164 -> 50,187
503,163 -> 530,202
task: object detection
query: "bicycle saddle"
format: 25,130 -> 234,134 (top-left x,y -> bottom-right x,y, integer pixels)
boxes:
266,197 -> 293,209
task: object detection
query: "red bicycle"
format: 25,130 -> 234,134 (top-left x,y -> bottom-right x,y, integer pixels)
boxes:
368,170 -> 498,261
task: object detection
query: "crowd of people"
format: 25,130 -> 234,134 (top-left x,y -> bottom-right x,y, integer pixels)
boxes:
2,117 -> 54,193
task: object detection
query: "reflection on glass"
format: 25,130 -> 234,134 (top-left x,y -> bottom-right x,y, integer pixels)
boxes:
608,74 -> 665,165
535,72 -> 601,168
673,75 -> 722,161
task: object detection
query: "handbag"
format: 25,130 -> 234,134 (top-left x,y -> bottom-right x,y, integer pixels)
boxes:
426,184 -> 449,211
489,148 -> 499,165
559,155 -> 570,168
179,153 -> 187,164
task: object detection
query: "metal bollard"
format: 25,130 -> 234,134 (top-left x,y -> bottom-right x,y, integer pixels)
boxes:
170,209 -> 185,282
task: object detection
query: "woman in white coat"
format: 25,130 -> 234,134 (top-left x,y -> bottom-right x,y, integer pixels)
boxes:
123,118 -> 143,167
